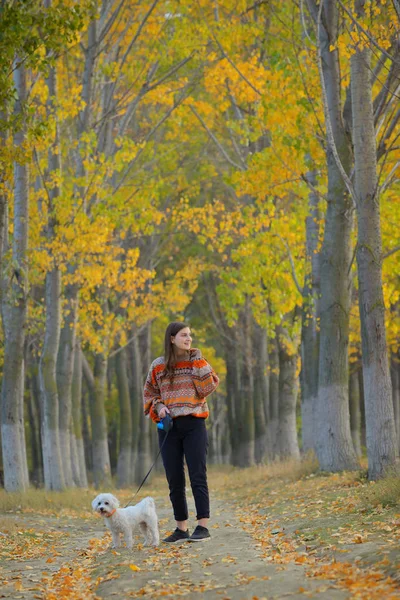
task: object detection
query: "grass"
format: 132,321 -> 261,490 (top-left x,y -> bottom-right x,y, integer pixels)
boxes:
0,487 -> 95,515
0,456 -> 398,515
207,452 -> 320,498
359,465 -> 400,508
0,480 -> 167,515
0,517 -> 21,534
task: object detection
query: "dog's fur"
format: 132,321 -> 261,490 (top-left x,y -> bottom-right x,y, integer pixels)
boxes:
92,493 -> 159,549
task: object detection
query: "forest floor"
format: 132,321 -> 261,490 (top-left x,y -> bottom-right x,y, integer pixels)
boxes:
0,460 -> 399,599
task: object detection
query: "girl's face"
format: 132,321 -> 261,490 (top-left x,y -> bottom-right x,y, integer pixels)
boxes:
171,327 -> 192,352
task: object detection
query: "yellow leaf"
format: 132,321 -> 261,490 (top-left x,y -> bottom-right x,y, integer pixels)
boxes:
129,564 -> 141,571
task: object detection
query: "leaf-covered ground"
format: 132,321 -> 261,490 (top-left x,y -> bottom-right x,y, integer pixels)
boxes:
0,464 -> 399,599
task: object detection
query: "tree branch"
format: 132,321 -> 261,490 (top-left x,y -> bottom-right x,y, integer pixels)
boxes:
197,1 -> 263,97
379,160 -> 400,195
383,245 -> 400,260
112,87 -> 193,197
337,0 -> 398,63
377,107 -> 400,159
300,0 -> 316,46
189,105 -> 247,171
392,0 -> 400,21
108,323 -> 148,358
274,234 -> 303,297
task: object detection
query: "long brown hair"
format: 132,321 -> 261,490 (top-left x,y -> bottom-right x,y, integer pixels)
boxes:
163,321 -> 189,378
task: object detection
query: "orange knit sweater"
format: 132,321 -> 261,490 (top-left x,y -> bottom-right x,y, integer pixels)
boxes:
143,348 -> 219,423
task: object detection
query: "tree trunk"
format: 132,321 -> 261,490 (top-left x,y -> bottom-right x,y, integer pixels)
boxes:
0,111 -> 8,279
277,325 -> 300,460
136,410 -> 152,484
83,352 -> 111,488
39,267 -> 65,489
221,416 -> 231,464
39,23 -> 65,489
116,347 -> 132,487
82,386 -> 92,476
135,324 -> 153,485
351,45 -> 398,478
268,335 -> 280,459
208,392 -> 227,464
0,59 -> 29,491
225,343 -> 240,466
359,367 -> 366,449
390,352 -> 400,452
27,369 -> 43,486
253,322 -> 268,463
236,309 -> 255,467
56,283 -> 79,487
349,369 -> 362,458
71,342 -> 88,487
313,0 -> 359,472
128,328 -> 142,480
61,19 -> 97,485
301,169 -> 320,454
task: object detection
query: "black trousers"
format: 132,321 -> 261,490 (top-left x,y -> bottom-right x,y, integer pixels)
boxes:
158,415 -> 209,521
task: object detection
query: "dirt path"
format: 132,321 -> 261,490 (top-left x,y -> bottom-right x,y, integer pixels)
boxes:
0,493 -> 351,599
93,495 -> 349,599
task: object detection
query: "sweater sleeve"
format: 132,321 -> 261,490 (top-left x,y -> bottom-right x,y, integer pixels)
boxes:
191,358 -> 219,399
143,363 -> 162,422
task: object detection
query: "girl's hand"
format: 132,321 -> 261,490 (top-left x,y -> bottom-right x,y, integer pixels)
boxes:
158,405 -> 170,419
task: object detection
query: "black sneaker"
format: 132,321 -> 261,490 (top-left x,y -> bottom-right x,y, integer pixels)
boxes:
188,525 -> 211,542
163,527 -> 190,543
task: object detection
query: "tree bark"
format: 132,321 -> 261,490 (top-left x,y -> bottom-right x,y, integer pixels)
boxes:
1,59 -> 29,491
0,111 -> 8,281
277,325 -> 300,460
81,386 -> 92,475
39,266 -> 65,489
27,368 -> 43,486
349,369 -> 362,458
301,169 -> 320,454
39,45 -> 65,490
71,342 -> 88,487
225,341 -> 240,466
253,322 -> 269,463
56,283 -> 79,487
116,347 -> 132,487
236,308 -> 255,467
135,324 -> 153,485
351,45 -> 398,478
390,352 -> 400,452
128,328 -> 142,480
312,0 -> 359,472
83,352 -> 112,488
268,335 -> 280,459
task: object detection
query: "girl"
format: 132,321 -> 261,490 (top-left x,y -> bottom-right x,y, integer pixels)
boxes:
143,322 -> 219,542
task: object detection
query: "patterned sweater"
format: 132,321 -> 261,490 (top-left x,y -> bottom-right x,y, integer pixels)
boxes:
143,348 -> 219,422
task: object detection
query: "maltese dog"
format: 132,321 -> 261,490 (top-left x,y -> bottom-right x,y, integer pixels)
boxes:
92,493 -> 159,549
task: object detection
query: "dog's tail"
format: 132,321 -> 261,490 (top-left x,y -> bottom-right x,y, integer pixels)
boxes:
142,496 -> 156,514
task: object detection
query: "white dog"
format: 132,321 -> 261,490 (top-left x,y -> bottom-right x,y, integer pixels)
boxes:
92,493 -> 159,549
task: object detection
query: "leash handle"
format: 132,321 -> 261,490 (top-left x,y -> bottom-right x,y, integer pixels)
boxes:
124,429 -> 170,508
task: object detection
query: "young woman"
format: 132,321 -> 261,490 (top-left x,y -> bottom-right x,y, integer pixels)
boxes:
143,322 -> 219,543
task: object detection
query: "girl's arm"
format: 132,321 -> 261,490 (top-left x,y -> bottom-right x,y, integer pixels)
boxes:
191,357 -> 219,399
143,365 -> 164,422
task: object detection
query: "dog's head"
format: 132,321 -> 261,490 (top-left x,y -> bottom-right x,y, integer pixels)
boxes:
92,493 -> 119,516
